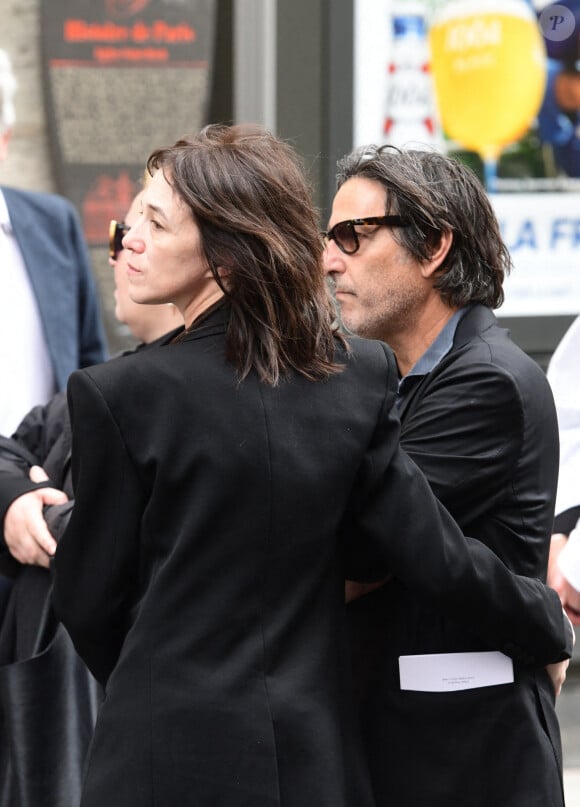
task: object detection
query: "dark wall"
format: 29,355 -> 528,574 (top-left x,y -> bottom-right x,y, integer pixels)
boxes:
497,315 -> 576,371
276,0 -> 352,219
209,0 -> 233,125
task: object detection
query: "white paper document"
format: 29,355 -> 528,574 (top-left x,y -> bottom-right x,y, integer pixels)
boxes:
399,651 -> 514,692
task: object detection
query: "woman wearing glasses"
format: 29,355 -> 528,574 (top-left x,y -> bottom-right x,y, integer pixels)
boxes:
52,125 -> 571,807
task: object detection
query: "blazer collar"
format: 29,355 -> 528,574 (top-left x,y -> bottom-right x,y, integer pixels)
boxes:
175,299 -> 229,343
396,304 -> 497,421
1,186 -> 36,243
452,303 -> 498,348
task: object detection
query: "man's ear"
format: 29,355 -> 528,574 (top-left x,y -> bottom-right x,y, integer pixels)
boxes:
0,129 -> 11,163
420,229 -> 453,279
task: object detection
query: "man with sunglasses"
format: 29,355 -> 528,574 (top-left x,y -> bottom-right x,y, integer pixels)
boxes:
324,146 -> 567,806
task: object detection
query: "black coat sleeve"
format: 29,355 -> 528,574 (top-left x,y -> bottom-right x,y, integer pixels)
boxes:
52,371 -> 146,685
0,393 -> 71,549
343,345 -> 572,667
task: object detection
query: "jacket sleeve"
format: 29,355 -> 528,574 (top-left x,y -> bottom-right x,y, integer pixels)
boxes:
0,392 -> 71,512
52,369 -> 145,685
400,361 -> 526,526
0,400 -> 61,546
343,346 -> 573,668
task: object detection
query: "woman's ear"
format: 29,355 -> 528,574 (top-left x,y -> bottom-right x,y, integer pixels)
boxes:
210,264 -> 232,290
216,261 -> 235,280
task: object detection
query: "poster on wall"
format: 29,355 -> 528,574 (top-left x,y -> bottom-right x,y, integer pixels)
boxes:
354,0 -> 580,317
41,0 -> 217,349
41,0 -> 216,241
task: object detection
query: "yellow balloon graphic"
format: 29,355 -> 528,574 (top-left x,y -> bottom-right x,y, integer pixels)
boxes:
429,0 -> 547,164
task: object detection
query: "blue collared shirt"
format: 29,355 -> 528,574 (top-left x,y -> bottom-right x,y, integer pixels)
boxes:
397,307 -> 468,408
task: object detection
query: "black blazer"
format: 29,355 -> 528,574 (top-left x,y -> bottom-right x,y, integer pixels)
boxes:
53,305 -> 571,807
349,304 -> 567,807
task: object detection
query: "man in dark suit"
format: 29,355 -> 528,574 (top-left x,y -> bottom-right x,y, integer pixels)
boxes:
323,146 -> 568,806
0,47 -> 107,437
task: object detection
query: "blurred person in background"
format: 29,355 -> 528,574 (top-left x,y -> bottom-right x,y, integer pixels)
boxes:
535,0 -> 580,176
0,46 -> 107,610
0,187 -> 180,807
552,520 -> 580,621
0,47 -> 107,435
547,315 -> 580,624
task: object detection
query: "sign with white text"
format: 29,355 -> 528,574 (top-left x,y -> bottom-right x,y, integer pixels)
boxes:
493,193 -> 580,316
40,0 -> 217,352
41,0 -> 217,245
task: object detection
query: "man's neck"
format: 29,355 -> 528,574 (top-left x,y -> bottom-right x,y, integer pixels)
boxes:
387,301 -> 460,377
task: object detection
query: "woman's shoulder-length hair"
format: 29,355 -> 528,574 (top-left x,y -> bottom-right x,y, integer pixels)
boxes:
148,124 -> 346,386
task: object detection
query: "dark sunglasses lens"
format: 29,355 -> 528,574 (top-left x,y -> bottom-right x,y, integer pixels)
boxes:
109,221 -> 127,259
333,221 -> 357,254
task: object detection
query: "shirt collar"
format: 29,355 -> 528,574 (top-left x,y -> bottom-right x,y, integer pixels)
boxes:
0,190 -> 10,229
397,307 -> 468,403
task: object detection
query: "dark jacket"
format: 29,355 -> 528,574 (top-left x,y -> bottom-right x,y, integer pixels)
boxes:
349,304 -> 566,807
0,393 -> 99,807
53,304 -> 571,807
0,392 -> 72,569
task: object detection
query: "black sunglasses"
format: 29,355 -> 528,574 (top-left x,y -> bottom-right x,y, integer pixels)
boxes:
322,215 -> 408,255
109,220 -> 130,260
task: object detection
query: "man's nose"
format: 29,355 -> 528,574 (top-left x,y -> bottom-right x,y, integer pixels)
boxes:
322,239 -> 345,275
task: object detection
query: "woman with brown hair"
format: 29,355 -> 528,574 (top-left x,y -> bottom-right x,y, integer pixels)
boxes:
52,125 -> 571,807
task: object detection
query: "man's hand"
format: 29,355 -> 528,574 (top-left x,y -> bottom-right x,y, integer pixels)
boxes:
3,466 -> 68,568
546,658 -> 570,697
559,578 -> 580,625
548,534 -> 580,625
547,533 -> 568,592
546,611 -> 576,697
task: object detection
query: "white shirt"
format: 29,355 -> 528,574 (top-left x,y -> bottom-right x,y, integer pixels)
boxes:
559,519 -> 580,590
547,315 -> 580,518
0,190 -> 56,435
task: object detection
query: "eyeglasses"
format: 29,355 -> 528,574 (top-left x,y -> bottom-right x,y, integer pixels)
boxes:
322,215 -> 408,255
109,220 -> 130,260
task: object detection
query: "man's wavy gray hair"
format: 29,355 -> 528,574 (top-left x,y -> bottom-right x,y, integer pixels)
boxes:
336,145 -> 511,309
